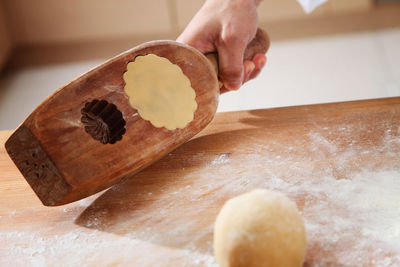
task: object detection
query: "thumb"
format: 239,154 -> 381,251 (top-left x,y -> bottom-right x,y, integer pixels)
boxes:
217,40 -> 246,91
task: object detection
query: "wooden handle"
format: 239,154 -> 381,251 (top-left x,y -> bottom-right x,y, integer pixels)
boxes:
205,28 -> 270,91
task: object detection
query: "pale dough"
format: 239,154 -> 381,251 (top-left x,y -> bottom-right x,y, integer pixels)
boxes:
214,189 -> 307,267
123,54 -> 197,130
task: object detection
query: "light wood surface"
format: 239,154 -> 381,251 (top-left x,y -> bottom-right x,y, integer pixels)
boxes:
1,97 -> 400,266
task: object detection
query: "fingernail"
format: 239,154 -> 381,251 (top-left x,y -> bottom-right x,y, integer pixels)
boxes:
225,82 -> 241,91
259,57 -> 266,68
246,62 -> 255,75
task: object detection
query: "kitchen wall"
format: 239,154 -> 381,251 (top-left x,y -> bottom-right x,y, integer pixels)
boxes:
0,2 -> 11,69
1,0 -> 399,131
176,0 -> 373,30
2,0 -> 373,45
2,0 -> 173,45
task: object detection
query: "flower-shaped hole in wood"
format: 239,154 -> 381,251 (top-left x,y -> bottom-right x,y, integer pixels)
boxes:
81,99 -> 126,144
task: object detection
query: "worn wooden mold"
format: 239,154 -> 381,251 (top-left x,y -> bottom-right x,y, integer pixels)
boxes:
5,29 -> 269,206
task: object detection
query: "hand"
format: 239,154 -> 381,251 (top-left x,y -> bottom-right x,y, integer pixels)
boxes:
177,0 -> 268,92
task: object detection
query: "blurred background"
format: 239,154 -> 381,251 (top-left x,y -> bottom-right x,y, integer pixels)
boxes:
0,0 -> 399,129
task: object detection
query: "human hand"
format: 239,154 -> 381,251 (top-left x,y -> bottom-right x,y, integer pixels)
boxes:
177,0 -> 269,92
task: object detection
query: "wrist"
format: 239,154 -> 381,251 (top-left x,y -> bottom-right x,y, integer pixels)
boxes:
205,0 -> 261,8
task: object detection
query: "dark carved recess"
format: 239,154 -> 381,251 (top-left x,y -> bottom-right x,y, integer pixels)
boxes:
81,100 -> 126,144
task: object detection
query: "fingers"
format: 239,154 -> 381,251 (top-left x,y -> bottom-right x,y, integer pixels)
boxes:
218,39 -> 267,93
246,53 -> 267,81
220,53 -> 267,94
217,36 -> 247,91
243,60 -> 255,83
230,54 -> 267,88
177,31 -> 215,54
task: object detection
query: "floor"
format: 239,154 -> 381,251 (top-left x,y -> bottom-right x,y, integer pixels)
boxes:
0,27 -> 399,130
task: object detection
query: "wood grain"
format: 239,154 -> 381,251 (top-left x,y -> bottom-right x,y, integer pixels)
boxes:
5,41 -> 220,206
1,97 -> 400,266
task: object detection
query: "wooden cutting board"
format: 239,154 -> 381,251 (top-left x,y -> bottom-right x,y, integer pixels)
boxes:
1,97 -> 400,266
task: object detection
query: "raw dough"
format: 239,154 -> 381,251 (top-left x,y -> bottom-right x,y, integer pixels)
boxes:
123,54 -> 197,130
214,189 -> 307,267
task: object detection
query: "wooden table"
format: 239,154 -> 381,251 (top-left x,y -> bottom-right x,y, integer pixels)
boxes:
1,97 -> 400,266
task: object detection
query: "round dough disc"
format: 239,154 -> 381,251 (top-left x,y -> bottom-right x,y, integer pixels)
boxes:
214,189 -> 307,267
123,54 -> 197,130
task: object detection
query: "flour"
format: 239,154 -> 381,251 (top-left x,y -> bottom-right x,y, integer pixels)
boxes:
183,119 -> 400,266
292,170 -> 400,265
1,113 -> 400,266
182,249 -> 218,267
1,229 -> 216,267
209,153 -> 230,166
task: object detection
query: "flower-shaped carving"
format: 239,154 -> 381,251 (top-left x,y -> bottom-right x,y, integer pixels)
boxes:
81,100 -> 126,144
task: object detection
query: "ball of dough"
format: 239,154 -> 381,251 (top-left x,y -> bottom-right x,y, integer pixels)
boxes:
214,189 -> 306,267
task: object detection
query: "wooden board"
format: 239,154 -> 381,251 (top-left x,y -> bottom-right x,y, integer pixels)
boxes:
1,97 -> 400,266
4,28 -> 268,206
4,40 -> 220,206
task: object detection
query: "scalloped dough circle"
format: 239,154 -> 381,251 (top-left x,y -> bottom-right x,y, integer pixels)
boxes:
123,54 -> 197,130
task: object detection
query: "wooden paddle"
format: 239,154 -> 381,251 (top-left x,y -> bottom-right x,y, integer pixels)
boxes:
5,28 -> 269,206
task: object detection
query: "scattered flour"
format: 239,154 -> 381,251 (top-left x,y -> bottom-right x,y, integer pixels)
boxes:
1,114 -> 399,266
183,120 -> 400,266
284,170 -> 400,266
209,153 -> 230,166
0,229 -> 217,267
